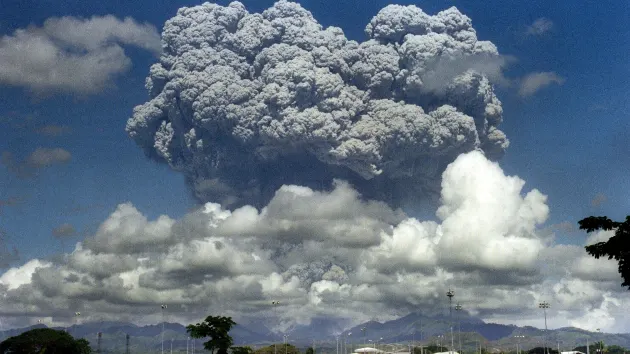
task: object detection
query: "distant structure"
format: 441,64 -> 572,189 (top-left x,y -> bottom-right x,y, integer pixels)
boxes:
126,333 -> 130,354
97,332 -> 102,353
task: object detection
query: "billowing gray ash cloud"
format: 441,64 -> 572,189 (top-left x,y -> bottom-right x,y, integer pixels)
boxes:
127,0 -> 509,208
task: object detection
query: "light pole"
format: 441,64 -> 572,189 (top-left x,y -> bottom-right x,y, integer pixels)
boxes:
161,304 -> 167,354
171,338 -> 174,354
187,337 -> 190,354
455,304 -> 463,354
74,312 -> 81,337
411,318 -> 422,352
539,302 -> 550,354
347,332 -> 352,354
272,301 -> 280,354
514,335 -> 525,354
337,336 -> 340,354
284,334 -> 289,354
447,289 -> 455,354
362,327 -> 367,347
597,329 -> 602,354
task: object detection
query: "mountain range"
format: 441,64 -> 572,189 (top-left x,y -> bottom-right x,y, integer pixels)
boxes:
1,313 -> 628,354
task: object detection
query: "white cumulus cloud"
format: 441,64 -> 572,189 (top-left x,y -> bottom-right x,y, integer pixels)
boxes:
0,15 -> 161,94
1,151 -> 627,332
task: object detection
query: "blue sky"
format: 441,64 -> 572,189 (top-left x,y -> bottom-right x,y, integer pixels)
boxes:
0,0 -> 629,332
2,0 -> 627,263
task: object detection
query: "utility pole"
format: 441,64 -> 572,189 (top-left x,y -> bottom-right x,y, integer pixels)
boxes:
74,312 -> 81,337
161,304 -> 168,354
97,332 -> 102,353
539,302 -> 550,354
514,335 -> 525,354
126,334 -> 130,354
272,301 -> 280,354
455,304 -> 463,354
362,327 -> 367,347
346,332 -> 352,354
447,289 -> 455,354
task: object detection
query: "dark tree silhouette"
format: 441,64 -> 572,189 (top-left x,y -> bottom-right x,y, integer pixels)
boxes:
578,216 -> 630,289
528,347 -> 558,354
0,327 -> 91,353
187,315 -> 236,354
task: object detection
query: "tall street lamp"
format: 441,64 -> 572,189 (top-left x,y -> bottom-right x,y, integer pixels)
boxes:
74,312 -> 81,337
161,304 -> 167,354
411,318 -> 423,352
272,301 -> 280,354
455,303 -> 463,354
347,332 -> 352,354
362,327 -> 367,347
539,302 -> 550,354
447,289 -> 455,354
514,335 -> 525,354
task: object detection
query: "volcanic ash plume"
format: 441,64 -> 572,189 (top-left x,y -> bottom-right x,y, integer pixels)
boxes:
127,0 -> 509,207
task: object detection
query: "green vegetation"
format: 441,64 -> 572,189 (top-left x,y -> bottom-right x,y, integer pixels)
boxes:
579,215 -> 630,289
253,343 -> 302,354
187,315 -> 236,354
604,345 -> 628,354
232,346 -> 255,354
527,348 -> 559,354
572,342 -> 629,354
0,327 -> 92,353
414,344 -> 450,353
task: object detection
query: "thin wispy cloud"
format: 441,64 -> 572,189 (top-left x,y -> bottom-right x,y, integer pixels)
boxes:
35,125 -> 73,137
591,193 -> 607,208
526,17 -> 554,36
0,196 -> 24,215
1,148 -> 72,178
52,223 -> 77,238
518,71 -> 565,97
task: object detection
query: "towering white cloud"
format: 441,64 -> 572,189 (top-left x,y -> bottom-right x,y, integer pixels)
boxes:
2,151 -> 626,332
127,0 -> 510,208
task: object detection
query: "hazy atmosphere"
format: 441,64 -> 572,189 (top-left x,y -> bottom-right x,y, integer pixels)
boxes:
1,0 -> 629,343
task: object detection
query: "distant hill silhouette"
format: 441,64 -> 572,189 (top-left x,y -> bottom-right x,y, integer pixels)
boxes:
1,313 -> 628,353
